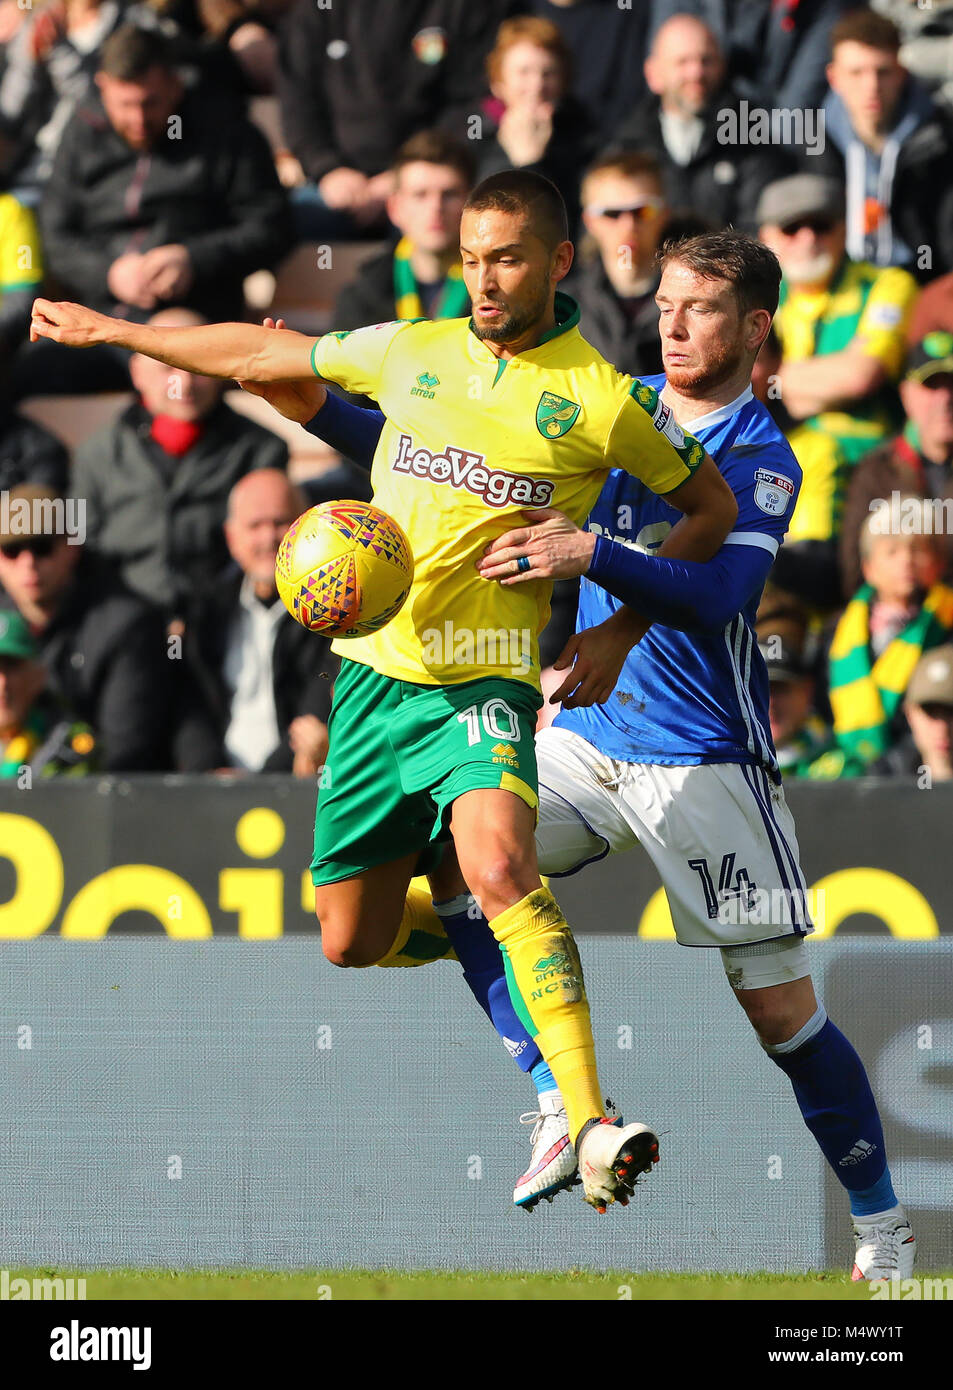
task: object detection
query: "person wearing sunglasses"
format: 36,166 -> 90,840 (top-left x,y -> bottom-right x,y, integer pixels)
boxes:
758,172 -> 919,470
0,483 -> 171,770
569,151 -> 669,383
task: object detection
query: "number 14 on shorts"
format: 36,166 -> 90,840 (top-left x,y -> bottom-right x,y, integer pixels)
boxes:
688,853 -> 758,921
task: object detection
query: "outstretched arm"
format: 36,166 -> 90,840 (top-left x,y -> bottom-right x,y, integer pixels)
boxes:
30,298 -> 316,381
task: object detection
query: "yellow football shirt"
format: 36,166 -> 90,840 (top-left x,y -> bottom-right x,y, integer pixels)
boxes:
310,293 -> 705,688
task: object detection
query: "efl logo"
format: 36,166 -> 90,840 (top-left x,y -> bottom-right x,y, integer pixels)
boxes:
391,434 -> 555,509
753,468 -> 795,517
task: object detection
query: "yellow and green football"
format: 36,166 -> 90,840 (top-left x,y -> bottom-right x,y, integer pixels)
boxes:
275,500 -> 414,638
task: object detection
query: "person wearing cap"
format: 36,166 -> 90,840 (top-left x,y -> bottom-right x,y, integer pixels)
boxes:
839,332 -> 953,597
0,609 -> 98,778
0,483 -> 172,771
890,643 -> 953,781
758,625 -> 839,778
827,500 -> 953,770
759,170 -> 919,467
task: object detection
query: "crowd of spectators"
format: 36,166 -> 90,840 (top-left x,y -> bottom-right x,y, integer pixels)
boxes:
1,0 -> 953,782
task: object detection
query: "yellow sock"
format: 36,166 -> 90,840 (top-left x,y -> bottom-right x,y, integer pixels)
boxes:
489,887 -> 604,1144
373,881 -> 457,967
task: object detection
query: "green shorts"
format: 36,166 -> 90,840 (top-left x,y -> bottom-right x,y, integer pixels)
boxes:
311,658 -> 542,886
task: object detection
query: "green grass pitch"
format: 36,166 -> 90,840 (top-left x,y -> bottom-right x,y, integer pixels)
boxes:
15,1268 -> 929,1300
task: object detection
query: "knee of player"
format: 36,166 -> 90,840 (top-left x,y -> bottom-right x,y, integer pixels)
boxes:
467,853 -> 534,907
742,995 -> 804,1047
317,912 -> 379,968
321,935 -> 378,969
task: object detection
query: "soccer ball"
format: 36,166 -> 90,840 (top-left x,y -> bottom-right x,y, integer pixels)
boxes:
275,500 -> 414,638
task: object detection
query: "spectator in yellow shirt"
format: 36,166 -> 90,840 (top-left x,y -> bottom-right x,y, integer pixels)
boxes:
0,189 -> 43,379
758,173 -> 919,466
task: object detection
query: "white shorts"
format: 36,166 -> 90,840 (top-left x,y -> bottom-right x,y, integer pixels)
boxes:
535,725 -> 813,989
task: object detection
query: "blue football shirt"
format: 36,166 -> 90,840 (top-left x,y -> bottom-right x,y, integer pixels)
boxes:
556,379 -> 801,775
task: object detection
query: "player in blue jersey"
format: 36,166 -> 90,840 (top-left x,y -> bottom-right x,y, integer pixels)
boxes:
469,232 -> 913,1281
244,231 -> 912,1279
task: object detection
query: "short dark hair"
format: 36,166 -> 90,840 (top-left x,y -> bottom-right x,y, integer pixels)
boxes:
463,170 -> 568,251
392,130 -> 475,190
830,10 -> 901,58
99,24 -> 176,81
581,151 -> 665,206
658,230 -> 782,317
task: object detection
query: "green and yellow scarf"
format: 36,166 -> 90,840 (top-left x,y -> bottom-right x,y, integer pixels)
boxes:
393,237 -> 469,321
1,718 -> 41,778
829,581 -> 953,764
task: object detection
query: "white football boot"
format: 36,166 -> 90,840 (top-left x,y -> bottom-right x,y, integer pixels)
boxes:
513,1092 -> 576,1211
576,1117 -> 659,1213
851,1206 -> 917,1282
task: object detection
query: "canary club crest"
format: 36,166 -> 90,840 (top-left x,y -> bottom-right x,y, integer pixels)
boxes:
536,391 -> 581,439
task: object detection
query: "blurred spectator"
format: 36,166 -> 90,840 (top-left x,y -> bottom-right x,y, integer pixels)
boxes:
333,131 -> 473,331
0,484 -> 172,770
11,24 -> 291,398
759,173 -> 919,467
0,0 -> 255,204
612,13 -> 775,232
885,642 -> 953,780
752,325 -> 846,610
813,10 -> 953,278
0,608 -> 97,777
840,333 -> 953,596
651,0 -> 856,112
0,398 -> 69,496
872,0 -> 953,110
0,187 -> 43,376
827,502 -> 953,770
476,15 -> 594,235
0,0 -> 29,53
276,0 -> 506,240
512,0 -> 648,141
908,270 -> 953,343
69,308 -> 288,624
568,150 -> 667,379
177,469 -> 337,775
757,623 -> 838,778
0,0 -> 130,203
149,0 -> 294,95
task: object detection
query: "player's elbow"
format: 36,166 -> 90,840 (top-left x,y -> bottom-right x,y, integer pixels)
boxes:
691,597 -> 742,633
717,483 -> 739,536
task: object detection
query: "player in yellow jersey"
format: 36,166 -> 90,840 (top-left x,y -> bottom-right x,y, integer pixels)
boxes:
31,171 -> 737,1212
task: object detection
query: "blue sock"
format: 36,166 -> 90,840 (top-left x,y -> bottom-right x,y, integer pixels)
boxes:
433,895 -> 544,1079
765,1005 -> 898,1217
530,1058 -> 557,1094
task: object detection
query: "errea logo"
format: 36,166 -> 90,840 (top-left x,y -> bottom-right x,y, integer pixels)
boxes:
411,371 -> 439,399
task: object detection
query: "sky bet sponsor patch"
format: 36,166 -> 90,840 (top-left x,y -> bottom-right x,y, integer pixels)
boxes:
753,468 -> 795,517
652,399 -> 685,450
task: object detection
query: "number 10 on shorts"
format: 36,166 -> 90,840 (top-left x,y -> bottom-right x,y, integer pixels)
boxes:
457,699 -> 523,746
